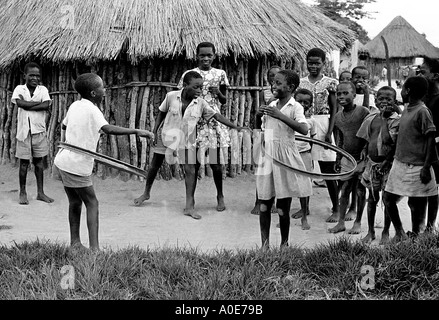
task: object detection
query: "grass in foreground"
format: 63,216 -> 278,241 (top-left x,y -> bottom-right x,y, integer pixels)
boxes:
1,234 -> 439,300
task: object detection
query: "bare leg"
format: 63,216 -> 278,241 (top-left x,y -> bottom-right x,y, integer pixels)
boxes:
34,157 -> 54,203
300,197 -> 310,230
329,179 -> 355,233
18,159 -> 30,205
277,198 -> 292,247
346,178 -> 358,219
383,191 -> 407,242
259,197 -> 275,249
75,186 -> 100,251
361,190 -> 379,243
320,161 -> 340,222
348,180 -> 366,234
251,190 -> 260,215
210,161 -> 226,211
134,153 -> 165,206
64,187 -> 83,247
408,197 -> 427,236
183,162 -> 201,220
380,205 -> 392,245
426,195 -> 438,233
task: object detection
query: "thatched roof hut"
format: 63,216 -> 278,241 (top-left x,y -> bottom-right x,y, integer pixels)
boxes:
363,15 -> 439,79
0,0 -> 354,181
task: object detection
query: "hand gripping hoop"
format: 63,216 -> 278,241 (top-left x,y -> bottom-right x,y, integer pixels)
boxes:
262,135 -> 357,181
58,142 -> 147,178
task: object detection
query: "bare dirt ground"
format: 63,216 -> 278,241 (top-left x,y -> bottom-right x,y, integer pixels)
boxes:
0,163 -> 414,253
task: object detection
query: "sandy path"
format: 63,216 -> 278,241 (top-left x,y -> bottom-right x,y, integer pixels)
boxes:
0,163 -> 414,253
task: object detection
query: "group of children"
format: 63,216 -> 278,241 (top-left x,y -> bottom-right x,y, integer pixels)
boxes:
11,44 -> 439,251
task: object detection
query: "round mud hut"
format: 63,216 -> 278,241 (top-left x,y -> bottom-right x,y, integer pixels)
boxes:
0,0 -> 354,181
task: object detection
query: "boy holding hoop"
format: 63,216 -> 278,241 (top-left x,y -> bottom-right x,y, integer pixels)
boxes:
54,73 -> 154,251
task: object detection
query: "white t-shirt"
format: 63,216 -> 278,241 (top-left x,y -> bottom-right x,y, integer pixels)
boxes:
11,85 -> 52,141
54,99 -> 109,176
354,94 -> 379,113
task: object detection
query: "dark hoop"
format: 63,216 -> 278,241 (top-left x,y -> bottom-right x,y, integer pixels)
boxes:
262,135 -> 357,180
58,142 -> 147,178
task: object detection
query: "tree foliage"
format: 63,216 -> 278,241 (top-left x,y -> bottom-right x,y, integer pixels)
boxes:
314,0 -> 376,44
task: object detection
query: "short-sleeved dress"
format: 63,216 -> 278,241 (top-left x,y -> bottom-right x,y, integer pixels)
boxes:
256,97 -> 313,200
178,67 -> 231,153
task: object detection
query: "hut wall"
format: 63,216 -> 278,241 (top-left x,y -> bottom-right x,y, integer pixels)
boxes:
0,55 -> 295,181
365,57 -> 415,81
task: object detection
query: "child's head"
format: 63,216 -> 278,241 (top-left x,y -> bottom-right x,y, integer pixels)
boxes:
267,65 -> 281,85
74,73 -> 105,104
23,62 -> 42,88
196,42 -> 216,71
272,69 -> 300,99
376,86 -> 397,117
306,48 -> 326,77
294,88 -> 313,116
336,81 -> 356,108
339,70 -> 352,82
401,76 -> 429,102
351,66 -> 370,93
419,56 -> 439,84
182,71 -> 203,99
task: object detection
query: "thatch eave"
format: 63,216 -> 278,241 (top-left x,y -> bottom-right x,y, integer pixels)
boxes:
0,0 -> 355,69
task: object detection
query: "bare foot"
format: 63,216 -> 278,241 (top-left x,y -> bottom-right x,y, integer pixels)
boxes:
301,219 -> 310,230
134,192 -> 150,206
291,209 -> 303,219
379,231 -> 390,245
348,221 -> 361,234
345,209 -> 356,221
37,193 -> 54,203
271,206 -> 278,214
216,196 -> 226,212
361,232 -> 376,244
19,192 -> 29,205
326,211 -> 339,223
329,222 -> 346,233
183,208 -> 201,220
251,203 -> 260,215
69,242 -> 88,254
392,231 -> 408,242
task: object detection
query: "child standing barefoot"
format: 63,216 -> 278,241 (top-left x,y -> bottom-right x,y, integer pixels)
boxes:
256,70 -> 312,248
54,73 -> 154,250
356,86 -> 400,244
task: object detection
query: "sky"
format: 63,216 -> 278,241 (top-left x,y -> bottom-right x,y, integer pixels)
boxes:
302,0 -> 439,48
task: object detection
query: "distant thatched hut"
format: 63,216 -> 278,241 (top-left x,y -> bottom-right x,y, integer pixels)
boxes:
0,0 -> 354,181
363,16 -> 439,80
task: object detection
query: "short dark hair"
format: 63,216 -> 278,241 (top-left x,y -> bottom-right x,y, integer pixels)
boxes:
278,69 -> 300,92
24,62 -> 41,74
339,70 -> 352,79
423,56 -> 439,74
337,80 -> 356,93
306,48 -> 326,62
74,73 -> 101,98
351,65 -> 369,76
377,86 -> 397,100
267,65 -> 281,75
294,88 -> 313,104
183,71 -> 202,85
404,76 -> 429,100
196,42 -> 216,55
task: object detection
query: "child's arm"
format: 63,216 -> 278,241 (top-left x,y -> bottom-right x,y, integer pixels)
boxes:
209,84 -> 227,105
101,125 -> 154,139
421,132 -> 436,184
212,113 -> 248,131
259,105 -> 308,135
15,98 -> 50,111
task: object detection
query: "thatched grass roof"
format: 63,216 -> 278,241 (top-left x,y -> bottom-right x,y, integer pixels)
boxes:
363,16 -> 439,59
0,0 -> 354,69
